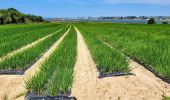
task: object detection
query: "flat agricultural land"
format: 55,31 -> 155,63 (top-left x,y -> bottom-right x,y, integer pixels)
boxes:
0,22 -> 170,100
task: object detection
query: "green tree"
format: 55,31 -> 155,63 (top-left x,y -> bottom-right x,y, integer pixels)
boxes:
0,13 -> 3,24
7,8 -> 18,12
162,21 -> 168,24
18,16 -> 26,23
148,18 -> 157,24
0,8 -> 44,25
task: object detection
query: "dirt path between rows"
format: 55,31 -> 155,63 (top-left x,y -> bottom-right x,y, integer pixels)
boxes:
71,27 -> 99,100
71,27 -> 170,100
0,27 -> 70,100
0,27 -> 63,63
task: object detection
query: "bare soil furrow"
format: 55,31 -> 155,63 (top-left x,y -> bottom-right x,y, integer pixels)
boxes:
71,27 -> 99,100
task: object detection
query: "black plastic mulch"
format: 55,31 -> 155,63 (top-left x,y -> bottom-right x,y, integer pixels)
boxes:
25,93 -> 76,100
97,67 -> 134,79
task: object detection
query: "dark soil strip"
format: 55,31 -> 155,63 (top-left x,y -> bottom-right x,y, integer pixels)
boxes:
25,92 -> 76,100
100,39 -> 170,84
97,67 -> 134,79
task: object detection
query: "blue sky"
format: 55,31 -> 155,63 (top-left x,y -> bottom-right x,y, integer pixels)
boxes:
0,0 -> 170,18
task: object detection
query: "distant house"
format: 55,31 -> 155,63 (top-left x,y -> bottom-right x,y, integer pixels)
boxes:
45,18 -> 67,22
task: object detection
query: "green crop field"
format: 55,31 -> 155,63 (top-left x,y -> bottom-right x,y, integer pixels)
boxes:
26,26 -> 77,95
74,25 -> 129,74
0,2 -> 170,99
0,22 -> 169,99
0,23 -> 68,70
75,23 -> 170,79
0,23 -> 65,57
0,22 -> 169,79
0,25 -> 69,70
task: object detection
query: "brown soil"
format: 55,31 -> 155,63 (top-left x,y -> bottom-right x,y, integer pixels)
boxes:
71,27 -> 170,100
71,27 -> 99,100
0,28 -> 70,100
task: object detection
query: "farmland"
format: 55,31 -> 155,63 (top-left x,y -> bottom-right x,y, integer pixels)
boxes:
0,23 -> 68,71
0,25 -> 69,70
0,23 -> 65,57
74,25 -> 129,75
0,22 -> 170,100
26,26 -> 77,96
75,23 -> 170,79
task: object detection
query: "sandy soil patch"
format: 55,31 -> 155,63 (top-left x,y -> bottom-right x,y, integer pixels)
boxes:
71,27 -> 99,100
0,27 -> 70,100
96,60 -> 170,100
71,27 -> 170,100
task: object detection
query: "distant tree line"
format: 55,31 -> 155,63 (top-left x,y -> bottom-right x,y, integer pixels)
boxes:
147,18 -> 169,24
0,8 -> 44,24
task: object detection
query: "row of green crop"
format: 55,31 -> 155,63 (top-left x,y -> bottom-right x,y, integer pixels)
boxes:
0,23 -> 59,39
0,25 -> 69,70
26,26 -> 77,96
0,23 -> 65,57
0,24 -> 64,44
0,23 -> 64,45
76,23 -> 170,79
75,24 -> 129,74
